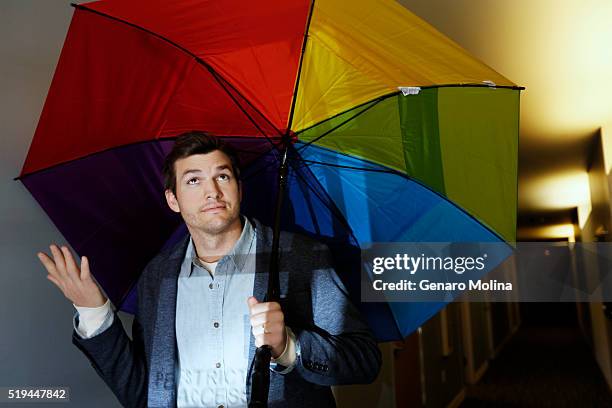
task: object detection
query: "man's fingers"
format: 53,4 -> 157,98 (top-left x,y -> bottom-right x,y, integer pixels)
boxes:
38,246 -> 104,307
37,252 -> 59,277
247,296 -> 259,308
251,321 -> 284,336
80,256 -> 91,280
49,245 -> 67,278
250,309 -> 284,327
248,300 -> 281,315
61,246 -> 80,281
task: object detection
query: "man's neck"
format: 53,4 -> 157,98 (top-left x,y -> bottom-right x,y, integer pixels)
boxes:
189,218 -> 244,263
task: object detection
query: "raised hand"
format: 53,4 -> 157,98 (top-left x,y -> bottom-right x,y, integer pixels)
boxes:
37,244 -> 107,308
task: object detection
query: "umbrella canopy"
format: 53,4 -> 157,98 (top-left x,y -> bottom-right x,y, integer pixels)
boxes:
20,0 -> 520,341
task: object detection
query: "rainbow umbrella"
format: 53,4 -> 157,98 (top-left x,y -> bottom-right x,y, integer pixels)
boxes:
19,0 -> 520,342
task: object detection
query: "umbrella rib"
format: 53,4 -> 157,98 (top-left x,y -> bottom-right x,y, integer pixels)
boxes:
295,91 -> 399,136
71,3 -> 284,141
206,68 -> 284,153
240,150 -> 282,183
289,145 -> 359,242
419,83 -> 525,91
297,159 -> 398,174
286,0 -> 317,132
285,150 -> 358,242
296,95 -> 388,152
196,69 -> 283,139
17,138 -> 173,180
241,144 -> 333,185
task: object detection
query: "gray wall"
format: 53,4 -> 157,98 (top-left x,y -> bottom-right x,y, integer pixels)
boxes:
0,1 -> 124,406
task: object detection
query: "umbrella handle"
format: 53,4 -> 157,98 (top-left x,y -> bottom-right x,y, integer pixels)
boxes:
248,345 -> 272,408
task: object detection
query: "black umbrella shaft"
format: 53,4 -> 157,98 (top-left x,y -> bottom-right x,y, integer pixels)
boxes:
249,145 -> 289,408
267,147 -> 288,303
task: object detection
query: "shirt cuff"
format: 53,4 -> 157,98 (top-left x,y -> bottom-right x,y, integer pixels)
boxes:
270,326 -> 296,374
73,298 -> 114,339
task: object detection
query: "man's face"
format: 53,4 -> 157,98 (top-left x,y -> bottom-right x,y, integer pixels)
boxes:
165,150 -> 242,235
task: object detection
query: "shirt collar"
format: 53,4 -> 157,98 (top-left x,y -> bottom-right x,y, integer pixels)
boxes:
183,216 -> 255,277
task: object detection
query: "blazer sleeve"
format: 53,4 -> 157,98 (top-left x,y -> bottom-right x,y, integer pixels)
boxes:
71,279 -> 149,408
292,244 -> 382,386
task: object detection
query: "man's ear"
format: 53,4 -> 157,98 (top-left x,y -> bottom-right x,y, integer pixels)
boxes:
165,189 -> 181,213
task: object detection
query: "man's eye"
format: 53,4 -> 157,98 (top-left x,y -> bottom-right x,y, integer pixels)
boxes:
187,178 -> 199,185
217,174 -> 230,181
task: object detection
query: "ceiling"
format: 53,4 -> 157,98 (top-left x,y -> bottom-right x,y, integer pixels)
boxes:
399,0 -> 612,229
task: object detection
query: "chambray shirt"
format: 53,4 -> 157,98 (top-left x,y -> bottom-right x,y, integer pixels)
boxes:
175,218 -> 256,408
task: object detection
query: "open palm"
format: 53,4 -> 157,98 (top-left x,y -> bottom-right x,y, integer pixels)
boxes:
37,244 -> 106,308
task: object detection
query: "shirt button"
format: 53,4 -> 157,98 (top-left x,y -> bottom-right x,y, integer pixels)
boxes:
209,283 -> 214,289
213,322 -> 219,328
216,362 -> 221,368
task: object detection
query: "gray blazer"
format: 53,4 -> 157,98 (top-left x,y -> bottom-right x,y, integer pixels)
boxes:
72,218 -> 381,407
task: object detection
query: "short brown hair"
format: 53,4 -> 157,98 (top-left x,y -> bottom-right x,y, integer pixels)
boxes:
162,131 -> 241,195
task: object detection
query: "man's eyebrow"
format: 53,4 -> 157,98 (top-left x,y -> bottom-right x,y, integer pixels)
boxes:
180,165 -> 231,178
180,169 -> 202,178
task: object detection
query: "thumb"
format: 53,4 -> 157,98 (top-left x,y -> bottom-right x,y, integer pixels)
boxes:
247,296 -> 260,308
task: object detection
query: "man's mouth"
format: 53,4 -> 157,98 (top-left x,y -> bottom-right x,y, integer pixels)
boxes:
201,203 -> 226,213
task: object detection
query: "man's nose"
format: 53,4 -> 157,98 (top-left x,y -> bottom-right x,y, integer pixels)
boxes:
204,180 -> 222,200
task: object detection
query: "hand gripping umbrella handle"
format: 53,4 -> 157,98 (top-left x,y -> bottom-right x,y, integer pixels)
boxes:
248,145 -> 289,407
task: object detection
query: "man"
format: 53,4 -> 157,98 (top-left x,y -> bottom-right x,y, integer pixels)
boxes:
37,132 -> 381,408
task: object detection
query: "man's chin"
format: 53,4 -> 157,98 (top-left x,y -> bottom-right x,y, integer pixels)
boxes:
196,215 -> 240,235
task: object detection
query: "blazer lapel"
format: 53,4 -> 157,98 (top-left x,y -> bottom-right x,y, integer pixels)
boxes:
148,235 -> 189,408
